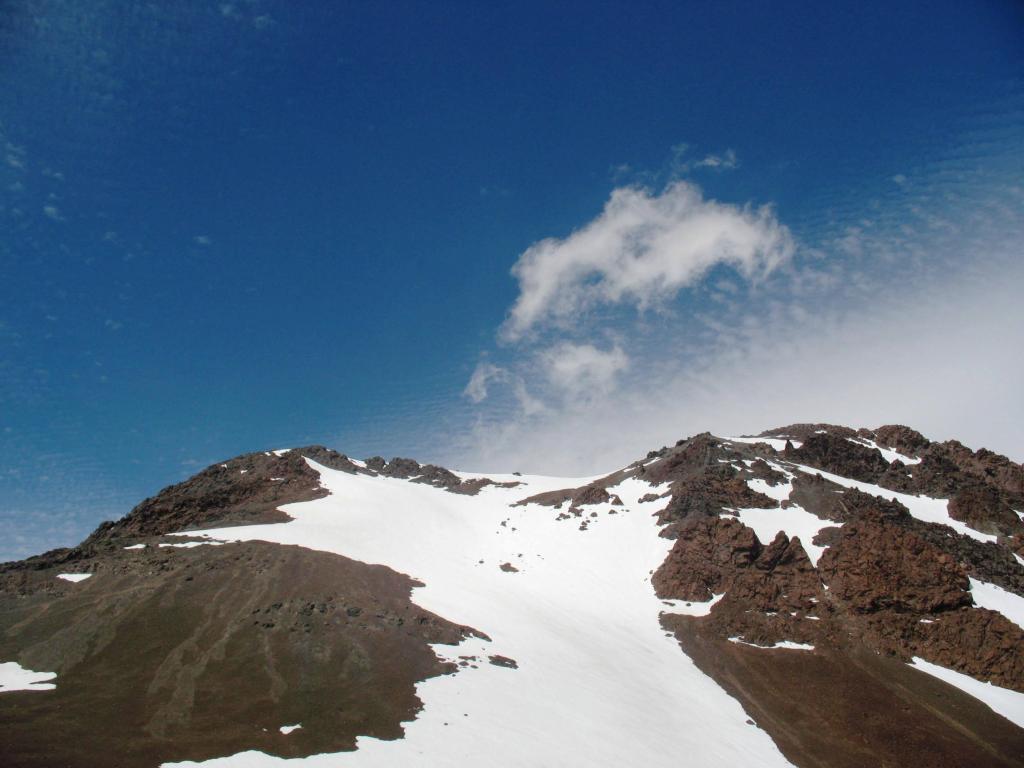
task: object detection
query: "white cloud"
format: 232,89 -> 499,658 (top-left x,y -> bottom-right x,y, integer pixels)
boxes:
540,342 -> 629,399
450,263 -> 1024,474
501,181 -> 794,340
695,149 -> 738,170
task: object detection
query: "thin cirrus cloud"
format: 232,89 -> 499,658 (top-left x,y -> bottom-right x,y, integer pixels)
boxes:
499,181 -> 795,342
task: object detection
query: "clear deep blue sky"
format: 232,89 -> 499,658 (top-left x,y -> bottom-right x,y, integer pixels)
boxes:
1,1 -> 1022,560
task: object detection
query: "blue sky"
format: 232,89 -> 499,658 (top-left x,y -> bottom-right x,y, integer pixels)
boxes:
1,0 -> 1022,560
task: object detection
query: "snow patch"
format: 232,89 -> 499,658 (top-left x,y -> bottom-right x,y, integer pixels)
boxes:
661,593 -> 725,617
0,661 -> 56,692
910,658 -> 1024,728
846,436 -> 921,465
725,436 -> 801,451
159,539 -> 227,549
970,578 -> 1024,630
728,638 -> 814,651
124,544 -> 146,550
279,724 -> 302,735
735,474 -> 840,566
746,477 -> 792,503
56,573 -> 91,583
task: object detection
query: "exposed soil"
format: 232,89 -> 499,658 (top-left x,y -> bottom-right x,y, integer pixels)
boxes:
664,618 -> 1024,768
0,541 -> 475,768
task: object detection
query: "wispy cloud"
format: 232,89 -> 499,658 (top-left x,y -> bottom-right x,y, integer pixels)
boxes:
669,143 -> 739,174
464,361 -> 507,403
693,148 -> 738,170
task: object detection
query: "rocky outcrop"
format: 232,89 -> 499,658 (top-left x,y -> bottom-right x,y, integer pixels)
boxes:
817,515 -> 971,614
948,483 -> 1023,537
654,428 -> 1024,702
89,451 -> 323,540
514,479 -> 625,510
932,440 -> 1024,500
871,424 -> 930,456
365,456 -> 513,495
787,472 -> 909,523
653,517 -> 762,601
759,423 -> 858,441
640,432 -> 729,485
655,469 -> 777,527
783,433 -> 893,483
914,609 -> 1024,691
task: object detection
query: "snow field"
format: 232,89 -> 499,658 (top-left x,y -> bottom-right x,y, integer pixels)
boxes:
163,464 -> 795,768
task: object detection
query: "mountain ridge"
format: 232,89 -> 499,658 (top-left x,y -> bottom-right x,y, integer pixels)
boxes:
2,423 -> 1023,767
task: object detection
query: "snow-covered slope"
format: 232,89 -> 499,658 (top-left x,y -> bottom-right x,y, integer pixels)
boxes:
164,465 -> 794,767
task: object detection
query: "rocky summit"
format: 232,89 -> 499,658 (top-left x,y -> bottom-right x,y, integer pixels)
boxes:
2,425 -> 1023,767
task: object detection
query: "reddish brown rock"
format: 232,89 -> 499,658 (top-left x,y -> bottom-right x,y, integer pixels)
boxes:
948,483 -> 1024,537
871,424 -> 930,456
787,472 -> 909,523
571,485 -> 613,506
653,517 -> 762,601
641,432 -> 727,485
817,516 -> 971,614
656,469 -> 777,527
759,423 -> 858,442
916,608 -> 1024,691
784,433 -> 892,483
84,450 -> 334,546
